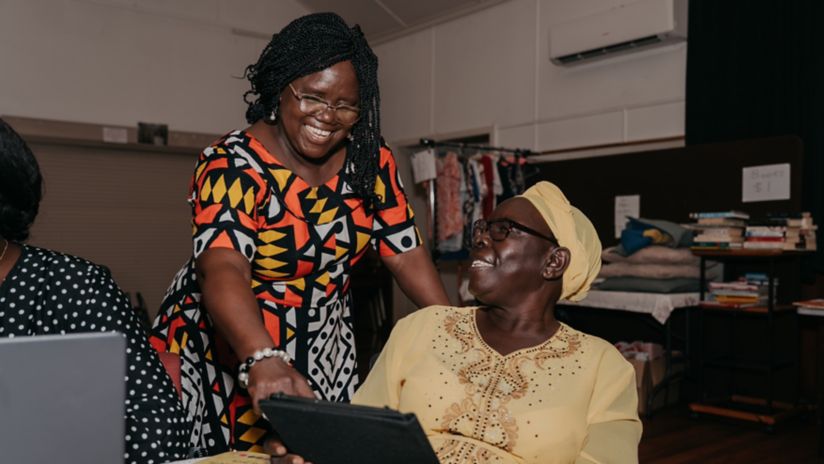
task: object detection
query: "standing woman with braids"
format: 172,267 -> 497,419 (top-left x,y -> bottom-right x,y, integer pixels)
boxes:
149,13 -> 449,455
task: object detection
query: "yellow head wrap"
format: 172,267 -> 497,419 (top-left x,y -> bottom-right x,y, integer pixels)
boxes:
520,181 -> 602,302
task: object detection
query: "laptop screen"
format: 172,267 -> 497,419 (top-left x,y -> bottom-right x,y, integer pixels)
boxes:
0,332 -> 126,464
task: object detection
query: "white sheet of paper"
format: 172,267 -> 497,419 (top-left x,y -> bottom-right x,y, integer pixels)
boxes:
102,126 -> 128,144
615,195 -> 640,238
742,163 -> 791,203
411,149 -> 437,183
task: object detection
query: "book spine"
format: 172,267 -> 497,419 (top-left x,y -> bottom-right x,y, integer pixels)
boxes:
690,211 -> 749,219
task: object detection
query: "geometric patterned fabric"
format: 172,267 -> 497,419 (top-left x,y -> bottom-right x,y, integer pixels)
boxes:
149,130 -> 421,454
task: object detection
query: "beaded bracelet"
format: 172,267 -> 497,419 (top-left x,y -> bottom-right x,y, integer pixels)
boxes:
237,347 -> 292,389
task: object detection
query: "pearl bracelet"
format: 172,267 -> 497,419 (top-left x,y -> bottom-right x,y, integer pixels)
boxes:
237,347 -> 292,389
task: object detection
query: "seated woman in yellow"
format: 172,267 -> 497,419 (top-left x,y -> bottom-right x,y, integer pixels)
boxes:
270,181 -> 641,463
354,181 -> 640,464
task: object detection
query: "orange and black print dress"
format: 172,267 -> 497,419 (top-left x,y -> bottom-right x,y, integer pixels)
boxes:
149,130 -> 421,454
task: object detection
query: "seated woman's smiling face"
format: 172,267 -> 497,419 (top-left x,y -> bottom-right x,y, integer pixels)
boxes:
468,197 -> 559,306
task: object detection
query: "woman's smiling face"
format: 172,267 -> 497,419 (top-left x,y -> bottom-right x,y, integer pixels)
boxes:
278,60 -> 359,161
468,198 -> 558,307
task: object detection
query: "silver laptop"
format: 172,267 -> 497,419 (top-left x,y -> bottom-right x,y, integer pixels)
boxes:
0,332 -> 126,463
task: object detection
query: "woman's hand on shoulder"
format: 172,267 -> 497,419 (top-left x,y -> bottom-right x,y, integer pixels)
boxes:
264,436 -> 312,464
247,357 -> 315,415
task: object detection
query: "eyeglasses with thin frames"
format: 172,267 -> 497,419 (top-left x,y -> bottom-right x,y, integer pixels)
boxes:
288,83 -> 360,125
473,218 -> 558,245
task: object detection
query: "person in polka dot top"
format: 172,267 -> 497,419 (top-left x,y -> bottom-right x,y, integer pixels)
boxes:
0,118 -> 191,463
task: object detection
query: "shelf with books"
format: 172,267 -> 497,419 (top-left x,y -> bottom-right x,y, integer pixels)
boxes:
793,299 -> 824,310
689,248 -> 808,428
797,307 -> 824,318
688,210 -> 817,253
793,299 -> 824,317
744,212 -> 818,252
689,210 -> 750,220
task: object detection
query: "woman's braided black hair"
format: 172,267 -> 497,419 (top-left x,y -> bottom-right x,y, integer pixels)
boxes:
243,13 -> 382,209
0,118 -> 43,242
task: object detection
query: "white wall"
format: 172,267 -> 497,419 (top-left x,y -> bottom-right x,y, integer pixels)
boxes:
376,0 -> 686,313
0,0 -> 687,316
0,0 -> 310,134
375,0 -> 686,150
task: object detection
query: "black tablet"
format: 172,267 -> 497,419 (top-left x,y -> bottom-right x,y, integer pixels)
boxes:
260,393 -> 439,464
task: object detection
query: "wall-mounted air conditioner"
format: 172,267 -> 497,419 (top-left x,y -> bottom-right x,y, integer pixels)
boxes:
549,0 -> 687,66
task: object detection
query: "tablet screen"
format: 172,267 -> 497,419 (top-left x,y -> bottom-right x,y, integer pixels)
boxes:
260,394 -> 439,464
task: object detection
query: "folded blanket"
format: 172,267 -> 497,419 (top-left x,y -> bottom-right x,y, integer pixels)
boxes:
602,245 -> 699,265
620,217 -> 694,254
599,262 -> 701,279
595,277 -> 700,293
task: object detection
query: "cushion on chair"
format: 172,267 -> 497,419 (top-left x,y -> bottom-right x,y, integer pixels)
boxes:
157,352 -> 182,398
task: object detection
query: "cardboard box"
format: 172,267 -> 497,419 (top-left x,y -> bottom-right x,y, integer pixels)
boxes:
628,354 -> 678,415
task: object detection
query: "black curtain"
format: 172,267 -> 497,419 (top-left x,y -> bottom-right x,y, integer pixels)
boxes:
686,0 -> 824,273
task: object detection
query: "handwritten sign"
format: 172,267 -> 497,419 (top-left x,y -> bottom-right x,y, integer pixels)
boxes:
615,195 -> 640,238
742,163 -> 790,203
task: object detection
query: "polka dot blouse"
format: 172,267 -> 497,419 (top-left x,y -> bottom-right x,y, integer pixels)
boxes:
0,245 -> 191,463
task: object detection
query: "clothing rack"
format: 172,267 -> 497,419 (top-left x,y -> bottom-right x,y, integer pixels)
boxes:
416,138 -> 535,270
419,138 -> 536,157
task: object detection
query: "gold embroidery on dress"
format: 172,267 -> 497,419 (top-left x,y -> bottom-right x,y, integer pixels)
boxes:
437,439 -> 506,463
438,310 -> 582,458
443,311 -> 474,353
533,329 -> 581,369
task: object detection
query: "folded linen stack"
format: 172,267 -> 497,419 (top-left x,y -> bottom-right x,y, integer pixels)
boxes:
596,245 -> 721,293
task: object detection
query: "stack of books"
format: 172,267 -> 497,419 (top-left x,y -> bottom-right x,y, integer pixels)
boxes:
702,273 -> 778,309
744,212 -> 818,251
689,211 -> 749,249
793,298 -> 824,314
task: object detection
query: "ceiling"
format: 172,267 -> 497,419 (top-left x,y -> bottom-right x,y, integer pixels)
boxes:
296,0 -> 509,44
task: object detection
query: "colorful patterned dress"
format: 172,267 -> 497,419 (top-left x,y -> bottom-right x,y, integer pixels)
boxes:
149,130 -> 420,454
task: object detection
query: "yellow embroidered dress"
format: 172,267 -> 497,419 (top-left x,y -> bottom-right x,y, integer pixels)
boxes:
353,306 -> 642,464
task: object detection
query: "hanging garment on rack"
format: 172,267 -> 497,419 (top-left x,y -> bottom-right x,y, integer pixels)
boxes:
467,158 -> 486,224
462,158 -> 479,250
491,155 -> 503,199
436,151 -> 463,243
480,153 -> 503,217
497,158 -> 516,202
419,141 -> 535,258
514,156 -> 528,193
439,162 -> 467,253
497,155 -> 528,203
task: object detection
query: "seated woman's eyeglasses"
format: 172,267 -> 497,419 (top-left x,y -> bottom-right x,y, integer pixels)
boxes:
473,218 -> 559,245
288,84 -> 360,125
